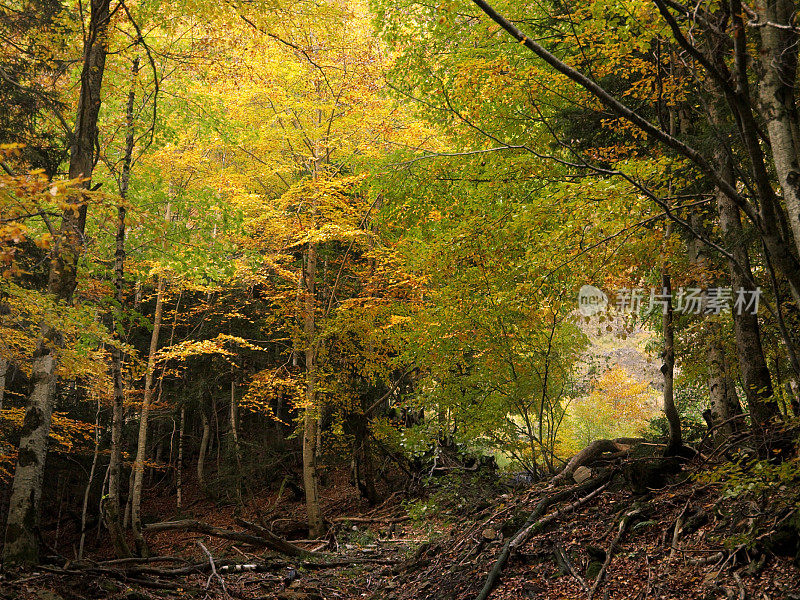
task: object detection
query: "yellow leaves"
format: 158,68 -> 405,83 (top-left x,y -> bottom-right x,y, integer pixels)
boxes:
1,408 -> 97,454
155,333 -> 265,365
384,314 -> 411,329
240,368 -> 302,423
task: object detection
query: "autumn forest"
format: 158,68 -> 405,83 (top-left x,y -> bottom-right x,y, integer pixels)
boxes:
2,0 -> 800,598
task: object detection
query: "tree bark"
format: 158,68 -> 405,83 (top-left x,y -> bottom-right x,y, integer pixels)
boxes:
3,0 -> 112,568
706,328 -> 742,443
131,207 -> 169,556
79,398 -> 102,560
756,0 -> 800,260
176,406 -> 184,511
104,55 -> 139,560
0,357 -> 7,412
198,404 -> 210,491
229,363 -> 243,508
662,272 -> 682,456
303,244 -> 323,538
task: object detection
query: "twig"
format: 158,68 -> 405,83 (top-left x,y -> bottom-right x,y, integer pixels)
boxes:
554,543 -> 589,594
733,571 -> 747,600
669,501 -> 690,560
475,472 -> 614,600
589,508 -> 642,599
197,540 -> 228,599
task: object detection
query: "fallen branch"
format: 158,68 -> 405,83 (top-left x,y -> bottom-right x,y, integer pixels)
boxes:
474,470 -> 614,600
733,571 -> 746,600
669,501 -> 690,561
143,519 -> 314,558
37,565 -> 195,591
235,518 -> 319,557
551,440 -> 632,485
329,516 -> 410,524
510,479 -> 612,550
198,540 -> 229,598
686,551 -> 726,566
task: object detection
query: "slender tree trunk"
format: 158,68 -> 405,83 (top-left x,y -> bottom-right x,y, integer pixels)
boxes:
131,205 -> 169,556
2,0 -> 112,567
662,272 -> 682,456
123,463 -> 134,529
0,357 -> 7,412
78,398 -> 102,560
176,406 -> 184,511
303,244 -> 323,538
104,55 -> 138,560
198,405 -> 210,491
229,363 -> 243,509
714,153 -> 780,426
707,328 -> 742,443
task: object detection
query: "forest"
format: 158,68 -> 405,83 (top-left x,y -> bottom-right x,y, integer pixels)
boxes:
1,0 -> 800,598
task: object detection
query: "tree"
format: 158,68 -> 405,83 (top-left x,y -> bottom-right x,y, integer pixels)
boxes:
3,0 -> 112,567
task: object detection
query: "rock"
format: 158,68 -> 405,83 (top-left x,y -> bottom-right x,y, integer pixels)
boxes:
573,466 -> 592,484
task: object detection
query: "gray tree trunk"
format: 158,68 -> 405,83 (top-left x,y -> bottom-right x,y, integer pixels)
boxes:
3,0 -> 112,568
176,406 -> 184,511
707,329 -> 742,443
303,245 -> 323,538
714,153 -> 780,426
198,406 -> 210,491
131,242 -> 168,557
662,272 -> 681,456
757,0 -> 800,260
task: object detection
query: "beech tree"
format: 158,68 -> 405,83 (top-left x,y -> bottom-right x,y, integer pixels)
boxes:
3,0 -> 112,567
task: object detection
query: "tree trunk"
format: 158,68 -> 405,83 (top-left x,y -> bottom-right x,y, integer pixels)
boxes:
0,357 -> 7,412
176,406 -> 184,511
198,404 -> 210,491
714,153 -> 780,426
706,329 -> 742,444
229,363 -> 243,509
2,0 -> 112,568
303,244 -> 323,538
104,55 -> 138,560
131,212 -> 169,556
756,0 -> 800,260
662,272 -> 682,456
78,398 -> 102,560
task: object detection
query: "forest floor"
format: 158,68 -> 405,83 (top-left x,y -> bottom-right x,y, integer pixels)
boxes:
2,460 -> 799,600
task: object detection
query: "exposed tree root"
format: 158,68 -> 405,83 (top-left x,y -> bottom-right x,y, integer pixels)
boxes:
589,507 -> 642,599
554,543 -> 589,594
474,470 -> 614,600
